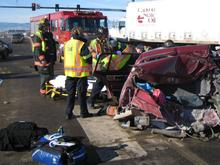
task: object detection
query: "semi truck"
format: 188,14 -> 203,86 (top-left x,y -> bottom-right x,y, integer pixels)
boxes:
125,0 -> 220,47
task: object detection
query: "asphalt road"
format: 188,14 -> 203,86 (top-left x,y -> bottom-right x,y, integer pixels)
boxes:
0,38 -> 100,165
1,38 -> 220,165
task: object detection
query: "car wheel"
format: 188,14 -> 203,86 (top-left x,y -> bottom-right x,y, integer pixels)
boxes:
1,49 -> 9,59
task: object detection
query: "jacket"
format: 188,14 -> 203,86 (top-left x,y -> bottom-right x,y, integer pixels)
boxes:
64,35 -> 92,78
32,30 -> 56,65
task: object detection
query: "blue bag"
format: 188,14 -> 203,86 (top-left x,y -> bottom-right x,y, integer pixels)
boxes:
32,136 -> 87,165
32,145 -> 65,165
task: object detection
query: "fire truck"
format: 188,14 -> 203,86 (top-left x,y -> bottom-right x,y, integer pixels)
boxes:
30,10 -> 107,61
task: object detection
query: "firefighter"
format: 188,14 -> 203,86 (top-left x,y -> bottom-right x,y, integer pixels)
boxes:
64,27 -> 93,119
135,44 -> 145,54
32,18 -> 57,95
89,27 -> 109,69
87,27 -> 109,108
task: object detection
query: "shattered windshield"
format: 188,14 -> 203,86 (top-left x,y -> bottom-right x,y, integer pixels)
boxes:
66,17 -> 107,32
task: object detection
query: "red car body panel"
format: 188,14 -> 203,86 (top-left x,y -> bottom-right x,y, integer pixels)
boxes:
131,88 -> 163,119
119,45 -> 217,117
134,45 -> 215,85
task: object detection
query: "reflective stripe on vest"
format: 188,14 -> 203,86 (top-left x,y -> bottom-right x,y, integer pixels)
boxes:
34,31 -> 46,52
90,39 -> 103,55
102,54 -> 131,71
92,57 -> 97,72
108,45 -> 131,70
90,39 -> 103,72
110,54 -> 131,70
64,39 -> 91,77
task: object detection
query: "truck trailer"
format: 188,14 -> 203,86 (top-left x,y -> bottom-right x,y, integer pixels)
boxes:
125,0 -> 220,46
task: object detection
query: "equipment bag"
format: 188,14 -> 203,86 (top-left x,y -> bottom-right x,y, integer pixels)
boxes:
32,145 -> 66,165
0,121 -> 48,151
32,136 -> 87,165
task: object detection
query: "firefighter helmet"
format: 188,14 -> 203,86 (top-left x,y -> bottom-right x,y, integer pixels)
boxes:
39,18 -> 50,30
136,44 -> 145,53
109,39 -> 118,49
97,27 -> 106,38
97,27 -> 104,34
164,40 -> 175,47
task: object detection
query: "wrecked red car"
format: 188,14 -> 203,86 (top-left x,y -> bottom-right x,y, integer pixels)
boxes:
116,44 -> 220,139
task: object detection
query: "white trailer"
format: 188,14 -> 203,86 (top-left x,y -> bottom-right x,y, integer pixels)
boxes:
126,0 -> 220,45
109,18 -> 126,39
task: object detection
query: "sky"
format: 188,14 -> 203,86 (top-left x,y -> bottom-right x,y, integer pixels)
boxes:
0,0 -> 140,23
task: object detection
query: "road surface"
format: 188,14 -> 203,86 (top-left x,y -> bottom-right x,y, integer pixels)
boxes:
0,38 -> 220,165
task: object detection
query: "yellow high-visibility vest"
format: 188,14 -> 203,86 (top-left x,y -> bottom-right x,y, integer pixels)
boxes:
90,39 -> 102,55
102,53 -> 131,71
32,31 -> 46,52
90,38 -> 104,72
64,39 -> 91,77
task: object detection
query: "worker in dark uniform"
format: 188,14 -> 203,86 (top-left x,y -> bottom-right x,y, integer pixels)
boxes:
32,18 -> 57,95
64,27 -> 93,119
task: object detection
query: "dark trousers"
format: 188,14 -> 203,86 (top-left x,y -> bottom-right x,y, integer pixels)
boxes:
65,76 -> 89,117
88,77 -> 104,105
39,64 -> 54,90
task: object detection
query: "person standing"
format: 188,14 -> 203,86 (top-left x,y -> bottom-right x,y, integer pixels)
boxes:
64,27 -> 93,119
32,18 -> 57,95
87,27 -> 109,108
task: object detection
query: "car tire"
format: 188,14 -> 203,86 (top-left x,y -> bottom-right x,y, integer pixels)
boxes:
2,49 -> 9,59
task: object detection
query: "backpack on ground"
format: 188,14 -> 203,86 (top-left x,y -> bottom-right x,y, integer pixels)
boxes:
0,121 -> 48,151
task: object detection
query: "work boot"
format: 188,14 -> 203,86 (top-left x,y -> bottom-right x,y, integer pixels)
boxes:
81,113 -> 93,118
88,103 -> 95,109
65,114 -> 74,120
87,99 -> 95,109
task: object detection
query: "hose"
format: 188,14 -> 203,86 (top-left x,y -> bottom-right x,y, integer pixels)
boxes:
151,128 -> 186,138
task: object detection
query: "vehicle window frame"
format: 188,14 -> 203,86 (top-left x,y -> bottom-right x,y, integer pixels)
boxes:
51,19 -> 58,32
66,17 -> 107,32
60,18 -> 66,31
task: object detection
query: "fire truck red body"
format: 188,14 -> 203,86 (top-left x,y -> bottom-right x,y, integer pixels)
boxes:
30,10 -> 108,44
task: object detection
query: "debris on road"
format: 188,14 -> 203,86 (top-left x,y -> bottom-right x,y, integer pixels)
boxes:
3,101 -> 9,104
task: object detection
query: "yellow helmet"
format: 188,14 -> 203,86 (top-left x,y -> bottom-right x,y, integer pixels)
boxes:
39,18 -> 50,30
